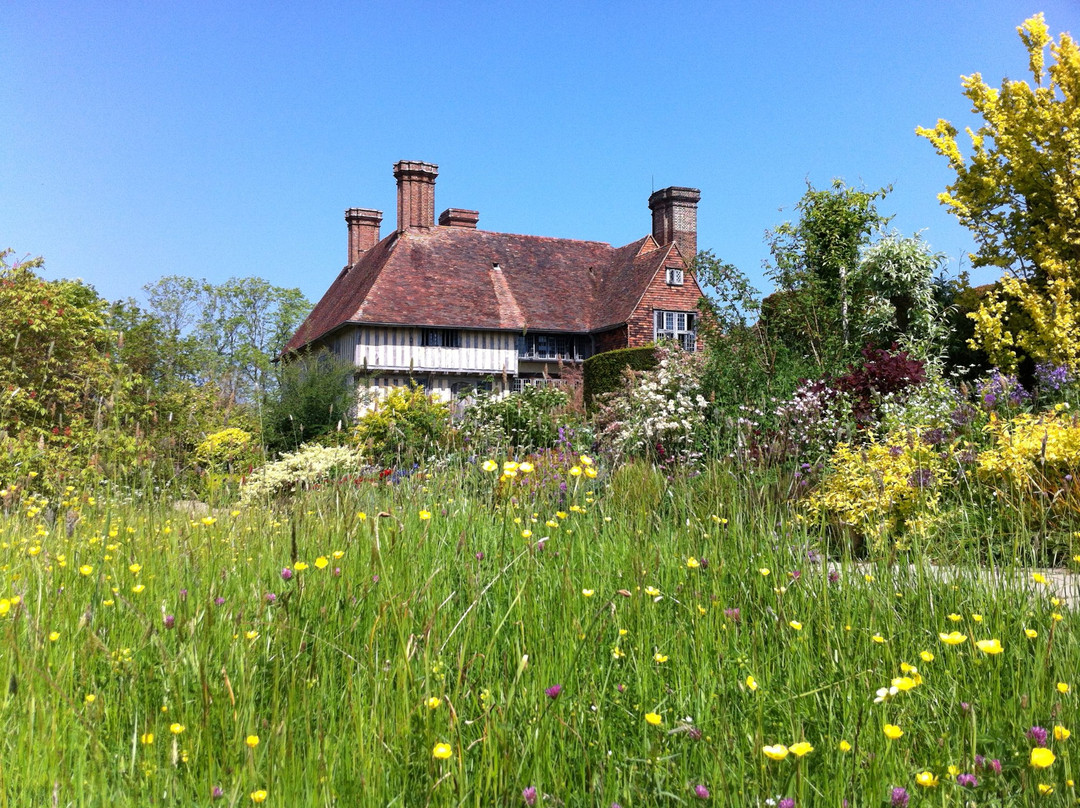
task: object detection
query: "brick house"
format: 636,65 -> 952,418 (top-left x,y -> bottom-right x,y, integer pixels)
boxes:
284,161 -> 705,398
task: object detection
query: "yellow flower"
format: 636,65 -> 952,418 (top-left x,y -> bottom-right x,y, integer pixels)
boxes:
201,517 -> 217,526
653,652 -> 668,663
580,454 -> 593,466
140,733 -> 154,745
432,742 -> 452,759
48,630 -> 60,642
584,466 -> 598,478
482,460 -> 498,472
947,613 -> 962,622
246,734 -> 259,748
1054,725 -> 1070,741
645,712 -> 662,726
1033,572 -> 1048,584
838,740 -> 851,752
521,530 -> 532,539
1031,747 -> 1056,768
789,620 -> 802,631
1052,612 -> 1064,622
1038,783 -> 1054,796
170,723 -> 185,735
762,744 -> 789,760
789,741 -> 813,757
686,557 -> 700,569
582,589 -> 594,598
611,646 -> 625,659
1026,628 -> 1039,639
976,638 -> 1003,654
872,633 -> 885,644
519,462 -> 534,473
1058,682 -> 1070,694
569,466 -> 582,477
84,694 -> 97,704
919,650 -> 935,662
972,613 -> 983,622
947,764 -> 960,776
79,565 -> 93,576
426,696 -> 441,710
314,556 -> 329,570
915,771 -> 939,787
250,790 -> 267,803
883,724 -> 903,740
644,586 -> 660,597
419,510 -> 432,520
745,675 -> 758,691
758,567 -> 771,577
939,631 -> 967,645
128,563 -> 142,574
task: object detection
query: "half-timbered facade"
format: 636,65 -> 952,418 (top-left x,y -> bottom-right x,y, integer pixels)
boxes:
284,161 -> 706,400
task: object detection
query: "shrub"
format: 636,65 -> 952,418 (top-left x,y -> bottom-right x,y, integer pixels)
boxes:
459,384 -> 571,453
194,428 -> 259,473
976,407 -> 1080,513
583,346 -> 656,408
593,344 -> 707,465
833,345 -> 926,426
351,384 -> 451,466
806,430 -> 946,556
239,443 -> 363,503
263,350 -> 357,454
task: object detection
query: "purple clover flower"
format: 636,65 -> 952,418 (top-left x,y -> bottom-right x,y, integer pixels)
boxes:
522,786 -> 537,806
723,608 -> 741,622
211,785 -> 224,800
990,759 -> 1002,774
163,614 -> 175,629
265,592 -> 276,604
694,784 -> 710,800
957,773 -> 977,787
778,799 -> 794,808
1028,725 -> 1048,745
214,596 -> 225,606
890,787 -> 909,808
545,684 -> 562,700
281,567 -> 293,581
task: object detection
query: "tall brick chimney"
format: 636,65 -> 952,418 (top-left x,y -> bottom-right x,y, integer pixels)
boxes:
345,208 -> 382,264
648,186 -> 702,261
393,160 -> 439,232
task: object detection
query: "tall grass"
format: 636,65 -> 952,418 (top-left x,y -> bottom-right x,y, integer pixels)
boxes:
0,460 -> 1076,806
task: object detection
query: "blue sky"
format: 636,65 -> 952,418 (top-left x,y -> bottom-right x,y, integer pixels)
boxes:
3,1 -> 1076,307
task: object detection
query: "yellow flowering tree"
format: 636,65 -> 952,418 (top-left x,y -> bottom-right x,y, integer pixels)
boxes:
917,14 -> 1080,371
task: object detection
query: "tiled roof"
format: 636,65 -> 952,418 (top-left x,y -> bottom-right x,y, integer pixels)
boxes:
285,226 -> 677,353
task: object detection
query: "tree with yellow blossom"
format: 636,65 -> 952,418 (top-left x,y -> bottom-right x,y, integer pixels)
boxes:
917,14 -> 1080,371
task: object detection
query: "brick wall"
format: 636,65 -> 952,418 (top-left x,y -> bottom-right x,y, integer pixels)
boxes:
594,325 -> 628,353
625,257 -> 704,349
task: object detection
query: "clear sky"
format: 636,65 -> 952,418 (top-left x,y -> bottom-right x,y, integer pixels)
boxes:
3,1 -> 1076,308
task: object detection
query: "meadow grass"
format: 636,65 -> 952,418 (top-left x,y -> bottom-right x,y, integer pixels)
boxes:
0,462 -> 1077,806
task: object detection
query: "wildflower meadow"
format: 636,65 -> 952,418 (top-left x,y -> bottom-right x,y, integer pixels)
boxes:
4,12 -> 1080,805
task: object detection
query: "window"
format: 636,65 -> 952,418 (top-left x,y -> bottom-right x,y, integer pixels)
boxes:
666,267 -> 684,286
423,329 -> 461,348
654,310 -> 696,351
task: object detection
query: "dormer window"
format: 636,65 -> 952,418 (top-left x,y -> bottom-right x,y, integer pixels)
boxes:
666,267 -> 684,286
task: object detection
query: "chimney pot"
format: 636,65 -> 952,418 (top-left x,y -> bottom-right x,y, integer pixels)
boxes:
393,160 -> 439,232
345,208 -> 382,264
648,186 -> 701,261
438,208 -> 479,229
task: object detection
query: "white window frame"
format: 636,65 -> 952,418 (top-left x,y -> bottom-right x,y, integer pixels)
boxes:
665,267 -> 684,286
654,310 -> 697,351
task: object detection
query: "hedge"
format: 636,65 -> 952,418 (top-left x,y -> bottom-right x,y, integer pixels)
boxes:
583,345 -> 657,408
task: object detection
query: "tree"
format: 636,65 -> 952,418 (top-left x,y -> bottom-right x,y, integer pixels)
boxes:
917,14 -> 1080,370
143,276 -> 310,403
764,180 -> 891,370
263,350 -> 357,454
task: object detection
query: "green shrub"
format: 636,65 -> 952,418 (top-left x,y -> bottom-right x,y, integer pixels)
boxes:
583,346 -> 656,408
351,383 -> 451,466
239,442 -> 363,503
460,384 -> 571,452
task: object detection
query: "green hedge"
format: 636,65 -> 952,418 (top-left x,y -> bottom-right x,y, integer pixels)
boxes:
583,345 -> 657,408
